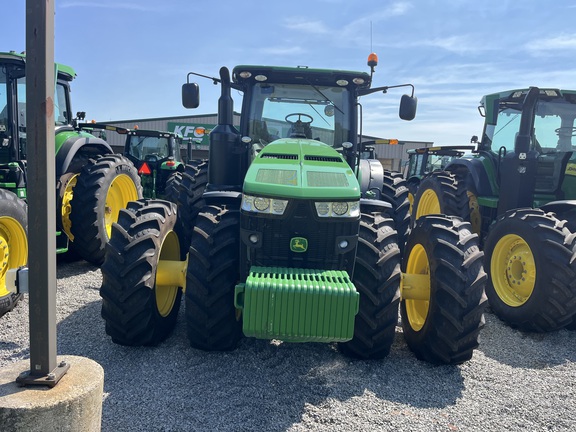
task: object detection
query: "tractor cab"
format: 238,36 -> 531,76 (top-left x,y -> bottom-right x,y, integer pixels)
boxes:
477,88 -> 576,209
0,52 -> 76,199
79,122 -> 188,199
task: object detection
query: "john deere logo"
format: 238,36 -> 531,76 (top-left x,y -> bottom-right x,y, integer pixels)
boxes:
290,237 -> 308,253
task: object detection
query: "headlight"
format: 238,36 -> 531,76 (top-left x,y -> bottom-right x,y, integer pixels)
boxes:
254,197 -> 270,211
315,201 -> 360,218
242,194 -> 288,215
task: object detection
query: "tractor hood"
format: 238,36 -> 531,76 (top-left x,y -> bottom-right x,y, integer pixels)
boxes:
243,139 -> 360,200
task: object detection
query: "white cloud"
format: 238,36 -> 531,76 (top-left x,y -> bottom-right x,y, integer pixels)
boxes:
259,46 -> 306,56
387,1 -> 414,16
525,33 -> 576,54
283,18 -> 330,34
343,2 -> 414,36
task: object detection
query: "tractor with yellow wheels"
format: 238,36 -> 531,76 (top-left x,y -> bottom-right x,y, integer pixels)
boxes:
411,87 -> 576,331
0,51 -> 142,317
100,55 -> 487,364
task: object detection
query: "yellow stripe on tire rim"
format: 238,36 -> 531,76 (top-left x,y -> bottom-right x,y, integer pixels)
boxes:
61,173 -> 78,240
155,230 -> 182,317
491,233 -> 536,307
105,174 -> 140,238
404,243 -> 431,331
0,216 -> 28,297
416,189 -> 440,219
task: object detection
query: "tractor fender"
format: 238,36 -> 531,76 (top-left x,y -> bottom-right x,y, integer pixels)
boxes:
203,190 -> 242,206
55,134 -> 113,177
446,157 -> 496,195
540,200 -> 576,215
359,197 -> 392,214
358,158 -> 384,198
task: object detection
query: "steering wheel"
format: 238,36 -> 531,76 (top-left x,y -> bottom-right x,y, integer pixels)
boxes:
144,154 -> 159,163
555,127 -> 576,137
285,113 -> 313,125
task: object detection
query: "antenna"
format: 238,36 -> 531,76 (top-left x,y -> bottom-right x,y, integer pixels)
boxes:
370,21 -> 373,53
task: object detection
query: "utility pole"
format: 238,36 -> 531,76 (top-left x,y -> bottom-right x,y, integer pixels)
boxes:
17,0 -> 69,386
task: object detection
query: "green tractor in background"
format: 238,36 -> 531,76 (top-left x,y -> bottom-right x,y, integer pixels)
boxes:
404,145 -> 475,210
80,123 -> 191,199
0,51 -> 142,317
411,87 -> 576,332
100,55 -> 487,364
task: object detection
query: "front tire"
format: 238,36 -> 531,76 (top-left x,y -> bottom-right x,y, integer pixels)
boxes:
185,205 -> 243,351
411,171 -> 469,225
0,190 -> 28,318
483,208 -> 576,331
401,215 -> 487,365
338,213 -> 401,359
69,154 -> 142,265
100,199 -> 183,346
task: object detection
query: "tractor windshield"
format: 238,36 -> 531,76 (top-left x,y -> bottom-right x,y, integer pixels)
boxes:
128,135 -> 171,160
246,82 -> 351,148
489,93 -> 576,154
533,99 -> 576,152
0,69 -> 9,139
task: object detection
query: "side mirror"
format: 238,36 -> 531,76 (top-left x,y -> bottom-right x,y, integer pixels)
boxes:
182,83 -> 200,109
399,94 -> 417,121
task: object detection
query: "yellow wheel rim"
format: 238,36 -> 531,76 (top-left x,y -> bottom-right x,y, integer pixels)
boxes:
408,192 -> 415,214
61,173 -> 78,239
155,230 -> 181,317
468,191 -> 481,235
415,189 -> 440,219
491,234 -> 536,307
0,216 -> 28,297
404,244 -> 431,331
104,174 -> 139,239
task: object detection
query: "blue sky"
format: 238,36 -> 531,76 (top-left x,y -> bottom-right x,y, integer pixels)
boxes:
4,1 -> 576,146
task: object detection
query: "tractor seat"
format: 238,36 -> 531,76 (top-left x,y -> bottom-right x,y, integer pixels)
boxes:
288,120 -> 312,139
535,151 -> 572,197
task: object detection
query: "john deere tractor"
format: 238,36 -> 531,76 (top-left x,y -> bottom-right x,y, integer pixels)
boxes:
0,51 -> 142,317
411,87 -> 576,331
100,55 -> 487,364
79,123 -> 190,199
404,145 -> 475,209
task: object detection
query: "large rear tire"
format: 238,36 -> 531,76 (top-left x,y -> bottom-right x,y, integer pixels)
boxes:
483,208 -> 576,331
411,171 -> 469,226
0,190 -> 28,318
171,160 -> 208,250
401,215 -> 487,365
69,154 -> 142,265
100,199 -> 183,346
381,170 -> 411,253
185,205 -> 243,351
338,213 -> 401,359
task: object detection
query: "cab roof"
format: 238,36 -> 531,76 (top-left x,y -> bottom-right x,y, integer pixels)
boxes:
232,65 -> 372,89
0,50 -> 76,81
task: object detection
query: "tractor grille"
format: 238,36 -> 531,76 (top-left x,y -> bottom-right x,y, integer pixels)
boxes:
240,200 -> 359,275
304,155 -> 343,163
260,153 -> 298,160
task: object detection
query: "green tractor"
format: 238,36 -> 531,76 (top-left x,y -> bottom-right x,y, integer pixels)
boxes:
411,87 -> 576,332
79,123 -> 191,199
0,51 -> 142,317
404,145 -> 475,206
100,55 -> 487,364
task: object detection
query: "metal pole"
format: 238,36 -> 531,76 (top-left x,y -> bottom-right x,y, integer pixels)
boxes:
18,0 -> 69,387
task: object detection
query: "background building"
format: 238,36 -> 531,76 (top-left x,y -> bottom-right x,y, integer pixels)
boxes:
102,114 -> 433,170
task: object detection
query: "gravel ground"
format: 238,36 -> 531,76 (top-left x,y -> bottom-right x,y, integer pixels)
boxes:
1,260 -> 576,432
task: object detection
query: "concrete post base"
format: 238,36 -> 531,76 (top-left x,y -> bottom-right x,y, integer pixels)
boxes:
0,355 -> 104,432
